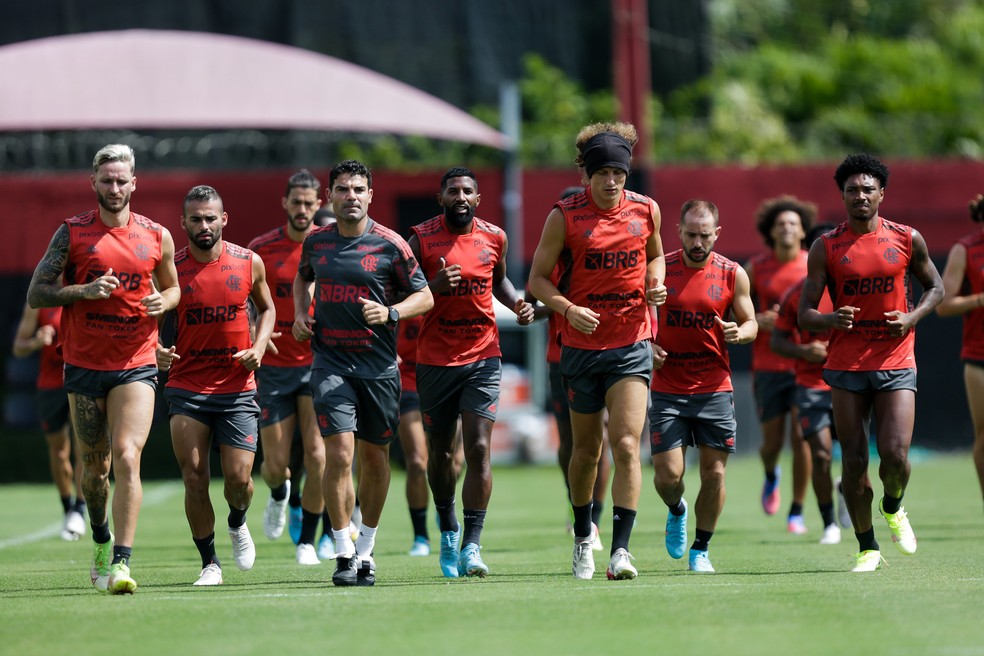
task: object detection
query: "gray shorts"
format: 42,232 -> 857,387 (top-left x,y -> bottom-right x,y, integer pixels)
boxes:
64,364 -> 158,397
37,388 -> 69,434
561,341 -> 653,414
255,365 -> 312,428
796,386 -> 833,439
311,370 -> 400,445
164,387 -> 260,452
649,391 -> 737,455
753,370 -> 797,422
822,368 -> 917,394
417,358 -> 501,431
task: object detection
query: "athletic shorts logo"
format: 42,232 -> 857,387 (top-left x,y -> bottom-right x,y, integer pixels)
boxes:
650,430 -> 661,447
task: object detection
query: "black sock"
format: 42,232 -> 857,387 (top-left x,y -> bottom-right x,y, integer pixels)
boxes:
765,468 -> 778,483
435,496 -> 459,533
321,510 -> 333,537
228,505 -> 247,529
74,500 -> 87,515
789,502 -> 803,517
112,546 -> 132,565
60,495 -> 72,514
819,502 -> 835,527
462,509 -> 486,547
193,533 -> 219,569
271,482 -> 288,502
691,528 -> 713,552
91,521 -> 111,544
856,527 -> 879,552
610,506 -> 636,553
881,493 -> 903,515
668,500 -> 686,516
572,502 -> 593,539
590,500 -> 604,527
288,484 -> 302,507
299,509 -> 320,545
409,507 -> 428,540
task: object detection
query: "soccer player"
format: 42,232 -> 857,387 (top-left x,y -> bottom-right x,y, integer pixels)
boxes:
12,302 -> 87,540
409,167 -> 534,578
936,195 -> 984,506
157,185 -> 276,586
528,122 -> 666,581
248,169 -> 327,566
745,196 -> 815,533
293,159 -> 433,586
798,153 -> 943,572
650,200 -> 757,574
27,143 -> 180,593
771,223 -> 851,545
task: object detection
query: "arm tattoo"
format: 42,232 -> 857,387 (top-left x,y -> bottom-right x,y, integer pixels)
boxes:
27,225 -> 76,307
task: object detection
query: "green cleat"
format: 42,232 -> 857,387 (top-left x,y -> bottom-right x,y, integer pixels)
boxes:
879,498 -> 917,555
90,537 -> 112,593
851,549 -> 884,572
108,561 -> 137,594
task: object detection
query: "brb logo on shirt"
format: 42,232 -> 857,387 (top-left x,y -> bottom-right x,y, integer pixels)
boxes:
584,249 -> 640,270
842,276 -> 895,296
664,309 -> 716,329
186,304 -> 239,325
88,269 -> 143,291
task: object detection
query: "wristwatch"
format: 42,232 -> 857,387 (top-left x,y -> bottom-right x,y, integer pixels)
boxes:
387,306 -> 400,324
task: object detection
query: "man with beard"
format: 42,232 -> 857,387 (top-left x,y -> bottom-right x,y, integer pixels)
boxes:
27,143 -> 180,594
248,170 -> 327,565
293,159 -> 433,586
799,153 -> 943,572
408,167 -> 534,578
650,200 -> 757,574
157,185 -> 276,585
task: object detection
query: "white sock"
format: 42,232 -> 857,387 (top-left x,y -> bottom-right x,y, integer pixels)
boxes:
355,524 -> 377,559
332,528 -> 355,557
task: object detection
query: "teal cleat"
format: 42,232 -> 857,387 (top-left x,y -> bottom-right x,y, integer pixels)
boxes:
439,530 -> 460,578
664,499 -> 688,559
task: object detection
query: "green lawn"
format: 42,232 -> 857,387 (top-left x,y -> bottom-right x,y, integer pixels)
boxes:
1,453 -> 982,656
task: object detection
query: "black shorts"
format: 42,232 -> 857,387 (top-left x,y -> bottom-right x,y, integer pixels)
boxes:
400,390 -> 421,415
165,387 -> 260,452
561,341 -> 653,414
417,358 -> 502,431
548,361 -> 570,424
823,368 -> 917,393
37,388 -> 69,434
255,365 -> 312,427
795,386 -> 833,439
752,371 -> 797,422
64,364 -> 158,397
310,369 -> 401,445
649,391 -> 737,455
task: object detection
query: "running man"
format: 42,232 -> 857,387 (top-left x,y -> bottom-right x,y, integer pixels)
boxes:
409,167 -> 534,578
529,122 -> 666,581
293,159 -> 433,586
651,200 -> 757,574
27,143 -> 180,593
798,153 -> 943,572
157,185 -> 276,586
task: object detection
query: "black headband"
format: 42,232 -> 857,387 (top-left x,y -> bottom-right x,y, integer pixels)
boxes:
582,133 -> 632,178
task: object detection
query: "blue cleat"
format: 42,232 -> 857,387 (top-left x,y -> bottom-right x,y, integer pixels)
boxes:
288,504 -> 303,545
665,498 -> 688,559
457,543 -> 489,578
439,530 -> 460,578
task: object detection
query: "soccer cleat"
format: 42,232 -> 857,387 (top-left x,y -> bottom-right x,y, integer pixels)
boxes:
851,549 -> 885,572
408,536 -> 430,557
589,523 -> 604,552
228,524 -> 256,571
108,561 -> 137,594
357,555 -> 376,586
439,530 -> 460,578
332,554 -> 358,587
193,563 -> 223,586
317,534 -> 336,560
263,480 -> 290,539
879,498 -> 917,555
458,543 -> 489,578
606,548 -> 638,580
787,515 -> 807,535
819,523 -> 842,545
296,543 -> 320,566
63,510 -> 87,539
572,537 -> 595,580
762,468 -> 781,515
90,536 -> 113,592
835,477 -> 852,528
664,499 -> 688,559
688,549 -> 715,573
288,504 -> 303,545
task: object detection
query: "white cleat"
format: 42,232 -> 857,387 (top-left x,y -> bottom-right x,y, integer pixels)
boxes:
263,481 -> 291,540
819,523 -> 842,545
606,548 -> 637,580
193,563 -> 223,586
63,510 -> 87,539
228,524 -> 256,571
572,537 -> 595,580
296,543 -> 321,565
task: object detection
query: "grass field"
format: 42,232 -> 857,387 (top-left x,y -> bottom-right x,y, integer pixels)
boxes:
1,452 -> 983,656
